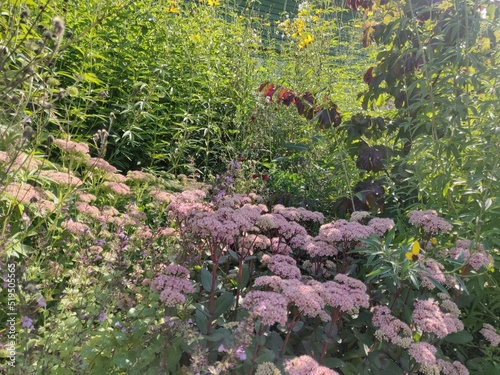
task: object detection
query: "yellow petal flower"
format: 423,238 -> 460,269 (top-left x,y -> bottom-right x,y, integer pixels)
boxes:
406,241 -> 420,261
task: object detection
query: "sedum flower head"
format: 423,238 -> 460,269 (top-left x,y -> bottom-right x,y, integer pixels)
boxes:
480,323 -> 500,346
150,264 -> 194,307
412,298 -> 464,338
284,355 -> 339,375
407,210 -> 452,234
241,290 -> 288,326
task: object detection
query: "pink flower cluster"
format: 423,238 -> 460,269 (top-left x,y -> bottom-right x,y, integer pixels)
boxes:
284,355 -> 339,375
372,306 -> 413,348
412,298 -> 464,338
407,342 -> 468,375
317,220 -> 374,243
258,213 -> 309,248
253,276 -> 329,321
272,204 -> 324,223
480,323 -> 500,346
263,254 -> 301,279
319,273 -> 370,312
442,239 -> 493,271
150,264 -> 194,307
408,341 -> 437,367
419,258 -> 446,290
193,204 -> 266,246
241,290 -> 288,326
367,218 -> 395,236
407,210 -> 452,233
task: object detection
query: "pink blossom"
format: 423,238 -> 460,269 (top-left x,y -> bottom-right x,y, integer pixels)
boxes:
318,274 -> 370,312
437,359 -> 469,375
468,251 -> 493,270
270,237 -> 293,255
127,170 -> 154,182
372,306 -> 413,348
149,189 -> 174,204
408,342 -> 437,367
272,204 -> 324,223
407,210 -> 452,233
266,254 -> 301,279
61,219 -> 91,235
303,238 -> 338,257
241,290 -> 288,326
253,276 -> 329,321
150,264 -> 194,307
239,234 -> 270,254
105,173 -> 128,183
480,323 -> 500,346
284,355 -> 339,375
103,181 -> 131,196
53,138 -> 89,154
419,258 -> 446,290
78,192 -> 97,202
40,170 -> 83,187
412,299 -> 464,338
368,218 -> 395,236
317,220 -> 374,244
75,202 -> 101,220
86,157 -> 117,173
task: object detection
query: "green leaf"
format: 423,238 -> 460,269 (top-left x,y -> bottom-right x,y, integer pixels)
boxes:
444,330 -> 473,344
200,268 -> 213,292
213,292 -> 234,319
282,142 -> 310,152
83,72 -> 104,85
195,309 -> 208,335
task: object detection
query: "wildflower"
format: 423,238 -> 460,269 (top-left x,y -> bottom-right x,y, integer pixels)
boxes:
105,173 -> 127,183
368,218 -> 395,236
406,241 -> 421,261
372,306 -> 413,348
319,273 -> 370,312
303,238 -> 337,257
241,290 -> 288,326
127,170 -> 154,182
52,138 -> 89,155
284,355 -> 339,375
149,189 -> 174,204
272,204 -> 324,223
22,316 -> 34,330
61,219 -> 91,235
408,342 -> 437,367
279,279 -> 329,321
78,192 -> 97,202
235,346 -> 246,361
98,312 -> 107,322
39,170 -> 83,187
412,298 -> 464,338
317,219 -> 374,244
150,264 -> 195,307
419,258 -> 446,289
407,210 -> 452,234
266,254 -> 301,279
480,323 -> 500,346
10,152 -> 43,172
103,181 -> 131,196
38,298 -> 47,308
85,157 -> 117,173
436,359 -> 469,375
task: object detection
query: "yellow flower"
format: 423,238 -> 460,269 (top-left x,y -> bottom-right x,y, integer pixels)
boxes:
165,1 -> 179,13
207,0 -> 220,6
431,237 -> 438,246
405,241 -> 420,261
298,33 -> 313,50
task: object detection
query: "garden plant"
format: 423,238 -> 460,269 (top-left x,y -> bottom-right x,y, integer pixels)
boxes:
0,0 -> 499,374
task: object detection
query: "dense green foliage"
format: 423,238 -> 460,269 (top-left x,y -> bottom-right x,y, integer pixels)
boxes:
1,0 -> 499,374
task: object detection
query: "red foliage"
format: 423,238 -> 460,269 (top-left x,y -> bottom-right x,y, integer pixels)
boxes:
257,82 -> 342,128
